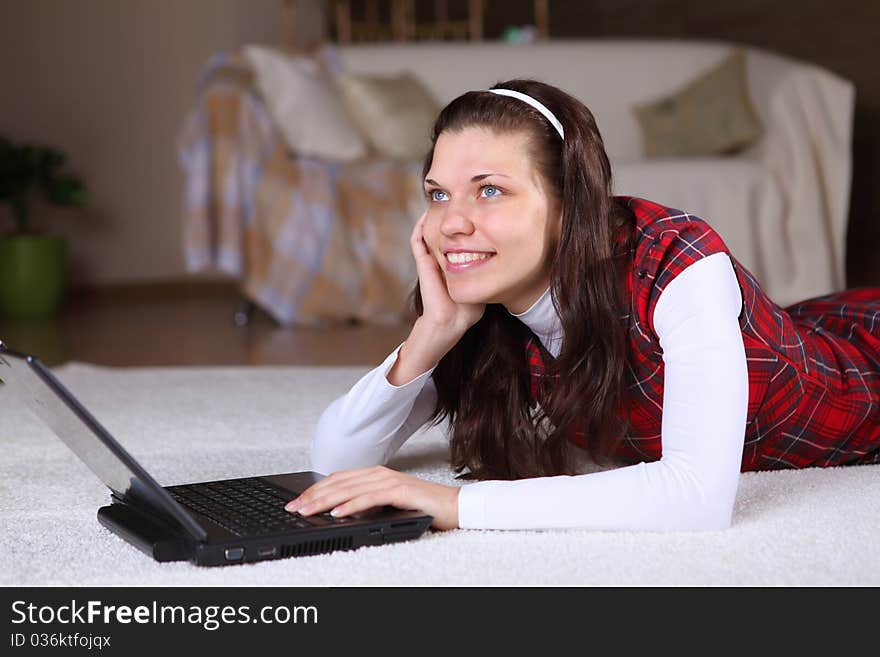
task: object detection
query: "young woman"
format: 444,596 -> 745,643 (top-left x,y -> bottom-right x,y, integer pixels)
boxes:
284,79 -> 880,532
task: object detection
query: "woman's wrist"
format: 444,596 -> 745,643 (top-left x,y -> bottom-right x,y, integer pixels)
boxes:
386,318 -> 463,386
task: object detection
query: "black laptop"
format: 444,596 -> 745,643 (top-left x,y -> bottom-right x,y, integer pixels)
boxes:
0,341 -> 433,566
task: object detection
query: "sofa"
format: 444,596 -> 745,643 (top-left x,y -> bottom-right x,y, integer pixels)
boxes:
179,39 -> 855,324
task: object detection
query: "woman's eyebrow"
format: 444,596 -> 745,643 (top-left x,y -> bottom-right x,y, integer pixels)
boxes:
424,173 -> 510,187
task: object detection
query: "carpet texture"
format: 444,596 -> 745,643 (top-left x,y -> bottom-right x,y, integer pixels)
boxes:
2,363 -> 878,586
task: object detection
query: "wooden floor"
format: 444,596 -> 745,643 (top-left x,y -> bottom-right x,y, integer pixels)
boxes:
0,287 -> 411,368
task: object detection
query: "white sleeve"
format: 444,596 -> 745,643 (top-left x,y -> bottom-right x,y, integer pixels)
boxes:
457,252 -> 749,531
310,343 -> 439,475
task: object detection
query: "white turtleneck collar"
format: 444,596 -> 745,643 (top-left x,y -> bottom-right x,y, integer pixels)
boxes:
508,287 -> 563,358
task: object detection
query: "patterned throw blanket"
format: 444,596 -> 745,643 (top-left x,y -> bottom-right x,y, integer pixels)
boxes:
177,52 -> 426,325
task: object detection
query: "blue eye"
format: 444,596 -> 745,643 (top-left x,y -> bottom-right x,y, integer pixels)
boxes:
425,185 -> 502,202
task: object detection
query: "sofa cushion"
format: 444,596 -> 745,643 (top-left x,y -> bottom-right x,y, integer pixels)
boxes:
334,72 -> 440,160
632,49 -> 763,157
242,44 -> 369,161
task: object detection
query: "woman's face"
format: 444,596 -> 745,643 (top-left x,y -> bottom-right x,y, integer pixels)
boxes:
422,126 -> 562,314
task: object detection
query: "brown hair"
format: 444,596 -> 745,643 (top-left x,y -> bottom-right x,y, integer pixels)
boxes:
412,78 -> 636,480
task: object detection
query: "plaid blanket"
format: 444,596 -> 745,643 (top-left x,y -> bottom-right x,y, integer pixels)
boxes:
177,51 -> 425,325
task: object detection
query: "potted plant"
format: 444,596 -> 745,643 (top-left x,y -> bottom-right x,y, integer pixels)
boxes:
0,135 -> 88,319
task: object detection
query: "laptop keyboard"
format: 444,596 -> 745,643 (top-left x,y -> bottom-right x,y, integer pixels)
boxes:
166,477 -> 354,537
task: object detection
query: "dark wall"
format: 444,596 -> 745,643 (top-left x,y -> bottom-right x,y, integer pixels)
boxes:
359,0 -> 880,286
515,0 -> 880,288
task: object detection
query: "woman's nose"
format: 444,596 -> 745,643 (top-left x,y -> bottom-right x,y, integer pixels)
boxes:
439,205 -> 476,237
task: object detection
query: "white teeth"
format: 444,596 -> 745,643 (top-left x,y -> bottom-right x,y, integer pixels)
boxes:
446,252 -> 494,264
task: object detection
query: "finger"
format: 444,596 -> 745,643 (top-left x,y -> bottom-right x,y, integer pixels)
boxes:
410,209 -> 427,237
411,222 -> 443,280
286,467 -> 391,510
310,467 -> 379,493
330,486 -> 416,518
412,210 -> 434,247
291,475 -> 386,513
285,471 -> 364,509
411,240 -> 430,263
293,480 -> 397,516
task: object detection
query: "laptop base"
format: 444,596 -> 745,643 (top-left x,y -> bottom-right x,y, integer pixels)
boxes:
98,498 -> 434,567
97,503 -> 192,563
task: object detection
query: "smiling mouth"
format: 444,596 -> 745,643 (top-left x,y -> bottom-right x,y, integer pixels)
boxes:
445,252 -> 495,264
443,251 -> 496,272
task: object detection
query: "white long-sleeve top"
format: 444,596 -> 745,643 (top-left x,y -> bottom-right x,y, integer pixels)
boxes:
310,251 -> 749,531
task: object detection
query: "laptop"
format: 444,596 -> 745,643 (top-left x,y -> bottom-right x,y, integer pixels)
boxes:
0,340 -> 433,566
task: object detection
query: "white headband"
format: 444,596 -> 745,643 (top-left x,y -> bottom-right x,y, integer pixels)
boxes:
488,88 -> 565,141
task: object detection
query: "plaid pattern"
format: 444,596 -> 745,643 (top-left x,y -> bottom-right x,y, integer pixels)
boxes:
526,196 -> 880,471
177,51 -> 425,325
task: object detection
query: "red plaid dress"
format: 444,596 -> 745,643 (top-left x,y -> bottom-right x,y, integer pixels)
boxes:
526,195 -> 880,471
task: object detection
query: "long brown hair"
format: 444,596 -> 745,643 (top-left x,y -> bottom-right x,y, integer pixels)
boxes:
412,78 -> 636,480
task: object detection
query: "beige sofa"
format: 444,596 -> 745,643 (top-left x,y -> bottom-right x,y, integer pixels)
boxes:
328,38 -> 855,306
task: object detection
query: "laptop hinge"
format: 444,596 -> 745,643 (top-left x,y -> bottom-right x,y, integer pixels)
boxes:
111,491 -> 206,544
98,502 -> 192,563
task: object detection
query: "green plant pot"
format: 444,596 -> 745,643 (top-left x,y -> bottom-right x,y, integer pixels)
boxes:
0,234 -> 66,319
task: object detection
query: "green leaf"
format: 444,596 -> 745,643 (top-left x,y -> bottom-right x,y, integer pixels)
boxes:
46,176 -> 87,206
0,137 -> 88,230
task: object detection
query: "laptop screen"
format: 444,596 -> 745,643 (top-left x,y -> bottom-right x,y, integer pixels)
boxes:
0,342 -> 207,541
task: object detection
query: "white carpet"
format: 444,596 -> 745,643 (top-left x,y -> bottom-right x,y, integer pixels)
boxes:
2,362 -> 878,586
